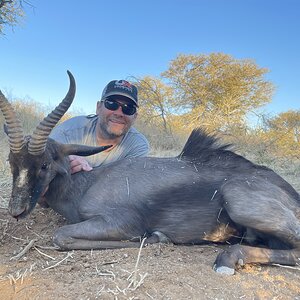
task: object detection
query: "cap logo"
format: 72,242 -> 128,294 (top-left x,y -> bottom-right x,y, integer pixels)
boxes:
114,80 -> 133,92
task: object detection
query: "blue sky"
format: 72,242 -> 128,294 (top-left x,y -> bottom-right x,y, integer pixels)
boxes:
0,0 -> 299,118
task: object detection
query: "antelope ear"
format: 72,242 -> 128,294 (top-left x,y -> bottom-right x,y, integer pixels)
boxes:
61,144 -> 112,157
53,161 -> 68,176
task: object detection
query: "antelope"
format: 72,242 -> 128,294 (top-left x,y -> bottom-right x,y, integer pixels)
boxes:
1,71 -> 300,275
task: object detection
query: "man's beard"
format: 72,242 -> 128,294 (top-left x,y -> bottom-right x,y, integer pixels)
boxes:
99,118 -> 129,139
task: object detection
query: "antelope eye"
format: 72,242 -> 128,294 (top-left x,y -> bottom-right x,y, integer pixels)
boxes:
41,163 -> 48,170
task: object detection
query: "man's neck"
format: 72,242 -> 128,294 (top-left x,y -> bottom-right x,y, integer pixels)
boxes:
96,125 -> 123,147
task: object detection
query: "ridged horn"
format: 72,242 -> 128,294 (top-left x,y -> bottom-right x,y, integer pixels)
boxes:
28,71 -> 76,155
0,91 -> 25,153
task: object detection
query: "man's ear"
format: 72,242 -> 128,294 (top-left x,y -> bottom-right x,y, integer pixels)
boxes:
132,111 -> 138,122
96,101 -> 102,114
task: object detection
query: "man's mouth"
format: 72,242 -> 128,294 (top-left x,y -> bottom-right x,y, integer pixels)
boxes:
109,119 -> 126,125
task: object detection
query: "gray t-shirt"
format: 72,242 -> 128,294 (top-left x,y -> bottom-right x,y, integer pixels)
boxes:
50,115 -> 149,167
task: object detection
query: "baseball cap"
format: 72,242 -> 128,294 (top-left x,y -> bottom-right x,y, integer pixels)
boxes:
101,80 -> 138,106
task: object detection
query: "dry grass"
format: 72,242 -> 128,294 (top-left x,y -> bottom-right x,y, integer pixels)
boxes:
0,169 -> 11,210
0,140 -> 11,205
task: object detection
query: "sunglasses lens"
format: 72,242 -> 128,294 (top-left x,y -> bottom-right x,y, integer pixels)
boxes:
122,105 -> 136,116
104,100 -> 119,111
104,100 -> 136,116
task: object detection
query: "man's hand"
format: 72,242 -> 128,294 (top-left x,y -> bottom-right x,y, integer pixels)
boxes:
69,155 -> 93,174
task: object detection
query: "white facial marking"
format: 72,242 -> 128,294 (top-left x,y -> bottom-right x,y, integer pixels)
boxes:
17,169 -> 29,188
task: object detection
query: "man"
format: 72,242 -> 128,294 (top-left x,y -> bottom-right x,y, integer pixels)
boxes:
50,79 -> 149,174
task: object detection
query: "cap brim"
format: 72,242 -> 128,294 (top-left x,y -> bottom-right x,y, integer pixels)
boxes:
102,91 -> 138,107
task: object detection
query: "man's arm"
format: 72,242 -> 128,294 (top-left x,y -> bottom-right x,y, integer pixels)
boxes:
125,141 -> 150,158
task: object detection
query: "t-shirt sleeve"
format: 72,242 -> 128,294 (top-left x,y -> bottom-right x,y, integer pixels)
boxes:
122,132 -> 150,158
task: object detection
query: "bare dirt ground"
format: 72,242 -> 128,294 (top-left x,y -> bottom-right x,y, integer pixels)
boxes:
1,165 -> 300,300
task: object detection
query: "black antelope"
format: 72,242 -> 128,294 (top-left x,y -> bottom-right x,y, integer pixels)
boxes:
2,71 -> 300,275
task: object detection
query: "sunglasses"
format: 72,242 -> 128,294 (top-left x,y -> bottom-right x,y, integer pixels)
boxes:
103,99 -> 137,116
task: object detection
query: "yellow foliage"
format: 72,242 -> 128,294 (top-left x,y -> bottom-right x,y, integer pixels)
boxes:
264,110 -> 300,158
136,76 -> 175,135
162,53 -> 274,132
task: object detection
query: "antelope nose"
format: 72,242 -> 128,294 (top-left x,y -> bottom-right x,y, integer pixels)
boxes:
8,204 -> 26,219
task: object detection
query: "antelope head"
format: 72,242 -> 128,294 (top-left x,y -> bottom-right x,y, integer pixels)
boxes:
0,71 -> 110,219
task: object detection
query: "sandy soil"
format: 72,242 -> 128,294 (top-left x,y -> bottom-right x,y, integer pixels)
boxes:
1,203 -> 300,300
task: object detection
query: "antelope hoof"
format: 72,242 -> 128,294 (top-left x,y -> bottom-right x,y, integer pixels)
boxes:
213,264 -> 235,275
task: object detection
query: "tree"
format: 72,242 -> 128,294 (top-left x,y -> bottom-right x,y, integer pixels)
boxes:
0,0 -> 28,35
162,53 -> 274,133
264,110 -> 300,157
136,76 -> 174,135
268,110 -> 300,142
133,76 -> 181,151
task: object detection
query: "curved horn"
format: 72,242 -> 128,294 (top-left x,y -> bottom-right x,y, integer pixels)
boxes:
0,91 -> 25,153
28,71 -> 76,155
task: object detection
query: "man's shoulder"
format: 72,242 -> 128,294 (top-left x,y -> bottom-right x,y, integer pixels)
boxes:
50,115 -> 98,143
57,115 -> 97,130
127,127 -> 148,143
122,127 -> 150,156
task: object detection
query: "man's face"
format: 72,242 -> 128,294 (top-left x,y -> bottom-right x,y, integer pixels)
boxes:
96,96 -> 137,139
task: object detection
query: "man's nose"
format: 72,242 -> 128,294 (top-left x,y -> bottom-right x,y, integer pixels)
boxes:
113,106 -> 125,116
